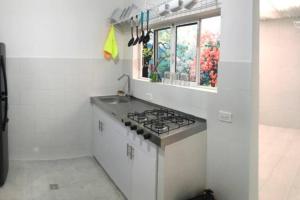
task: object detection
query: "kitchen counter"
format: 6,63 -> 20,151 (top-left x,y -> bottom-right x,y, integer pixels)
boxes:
90,95 -> 207,147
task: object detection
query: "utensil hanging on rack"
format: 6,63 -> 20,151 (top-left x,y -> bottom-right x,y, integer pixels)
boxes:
133,15 -> 140,46
183,0 -> 198,9
139,12 -> 145,44
143,10 -> 152,44
128,17 -> 134,47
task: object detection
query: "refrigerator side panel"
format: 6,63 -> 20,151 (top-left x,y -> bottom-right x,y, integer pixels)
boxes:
0,43 -> 8,187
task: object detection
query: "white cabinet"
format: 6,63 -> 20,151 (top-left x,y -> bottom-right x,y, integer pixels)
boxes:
92,105 -> 157,200
92,107 -> 107,167
104,129 -> 132,198
93,106 -> 131,198
130,140 -> 157,200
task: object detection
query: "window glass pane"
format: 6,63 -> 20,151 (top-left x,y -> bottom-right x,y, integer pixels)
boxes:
199,16 -> 221,87
156,28 -> 171,78
142,32 -> 154,78
176,23 -> 198,82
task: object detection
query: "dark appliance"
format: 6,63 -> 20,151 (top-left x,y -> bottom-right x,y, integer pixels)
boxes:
0,43 -> 9,187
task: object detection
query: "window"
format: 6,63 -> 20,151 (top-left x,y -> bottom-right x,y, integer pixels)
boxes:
141,15 -> 221,88
156,28 -> 171,78
142,28 -> 171,79
199,16 -> 221,87
176,23 -> 198,82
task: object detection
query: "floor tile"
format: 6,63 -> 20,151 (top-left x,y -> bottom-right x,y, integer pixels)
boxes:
260,125 -> 300,200
0,157 -> 125,200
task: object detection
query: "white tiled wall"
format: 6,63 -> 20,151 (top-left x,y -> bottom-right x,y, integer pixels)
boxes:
7,58 -> 125,160
260,18 -> 300,129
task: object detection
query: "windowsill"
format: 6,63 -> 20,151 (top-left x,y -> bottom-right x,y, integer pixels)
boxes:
133,78 -> 218,94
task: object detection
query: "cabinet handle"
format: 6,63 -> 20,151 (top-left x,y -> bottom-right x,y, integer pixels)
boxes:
127,144 -> 130,157
98,121 -> 103,132
130,146 -> 134,160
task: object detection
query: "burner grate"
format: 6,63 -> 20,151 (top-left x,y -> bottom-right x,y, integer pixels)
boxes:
144,120 -> 170,134
128,109 -> 196,135
128,112 -> 149,123
144,109 -> 175,118
162,116 -> 195,127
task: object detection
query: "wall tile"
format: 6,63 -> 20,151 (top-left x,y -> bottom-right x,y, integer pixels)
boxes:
7,57 -> 121,160
6,58 -> 21,75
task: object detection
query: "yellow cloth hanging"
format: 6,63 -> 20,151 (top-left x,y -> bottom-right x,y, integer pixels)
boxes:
104,25 -> 119,60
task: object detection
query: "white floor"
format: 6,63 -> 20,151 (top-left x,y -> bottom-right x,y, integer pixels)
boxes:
0,157 -> 125,200
260,125 -> 300,200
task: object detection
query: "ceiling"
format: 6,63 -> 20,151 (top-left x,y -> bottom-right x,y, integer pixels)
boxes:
260,0 -> 300,20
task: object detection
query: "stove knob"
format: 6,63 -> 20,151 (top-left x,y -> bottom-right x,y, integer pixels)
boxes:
143,134 -> 151,140
124,121 -> 131,126
130,125 -> 137,130
136,129 -> 144,135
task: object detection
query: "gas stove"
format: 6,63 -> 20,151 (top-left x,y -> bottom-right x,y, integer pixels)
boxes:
91,95 -> 207,147
128,109 -> 196,134
123,108 -> 203,147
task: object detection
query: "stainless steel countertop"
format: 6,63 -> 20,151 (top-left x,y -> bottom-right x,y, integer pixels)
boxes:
90,95 -> 207,147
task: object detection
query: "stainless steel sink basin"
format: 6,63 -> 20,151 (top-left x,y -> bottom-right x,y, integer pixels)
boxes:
99,96 -> 131,104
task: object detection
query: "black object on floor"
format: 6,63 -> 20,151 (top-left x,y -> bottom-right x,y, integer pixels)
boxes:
189,189 -> 216,200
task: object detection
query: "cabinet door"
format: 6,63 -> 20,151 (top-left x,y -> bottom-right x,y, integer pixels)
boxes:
92,106 -> 107,167
104,128 -> 132,199
130,140 -> 158,200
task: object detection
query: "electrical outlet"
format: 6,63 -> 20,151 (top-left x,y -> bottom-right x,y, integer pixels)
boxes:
218,111 -> 232,123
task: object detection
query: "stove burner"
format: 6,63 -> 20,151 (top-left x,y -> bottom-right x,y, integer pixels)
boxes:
128,112 -> 148,123
173,116 -> 184,124
153,123 -> 168,132
144,120 -> 170,134
137,114 -> 147,122
145,109 -> 175,118
154,110 -> 167,116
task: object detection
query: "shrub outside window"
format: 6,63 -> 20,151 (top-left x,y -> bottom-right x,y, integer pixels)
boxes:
156,28 -> 171,78
142,32 -> 154,78
176,23 -> 198,82
199,16 -> 221,87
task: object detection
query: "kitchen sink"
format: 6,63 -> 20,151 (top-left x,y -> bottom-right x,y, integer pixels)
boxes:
99,96 -> 131,104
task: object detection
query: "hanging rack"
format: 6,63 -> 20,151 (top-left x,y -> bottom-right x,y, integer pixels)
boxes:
110,0 -> 220,30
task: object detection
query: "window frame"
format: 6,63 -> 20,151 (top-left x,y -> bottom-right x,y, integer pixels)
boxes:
140,15 -> 220,88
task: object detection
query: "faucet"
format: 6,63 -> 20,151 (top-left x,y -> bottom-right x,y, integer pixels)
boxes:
118,73 -> 131,96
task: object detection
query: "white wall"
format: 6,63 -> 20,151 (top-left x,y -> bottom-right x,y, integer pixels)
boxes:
260,18 -> 300,129
0,0 -> 127,160
0,0 -> 126,58
123,0 -> 259,200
